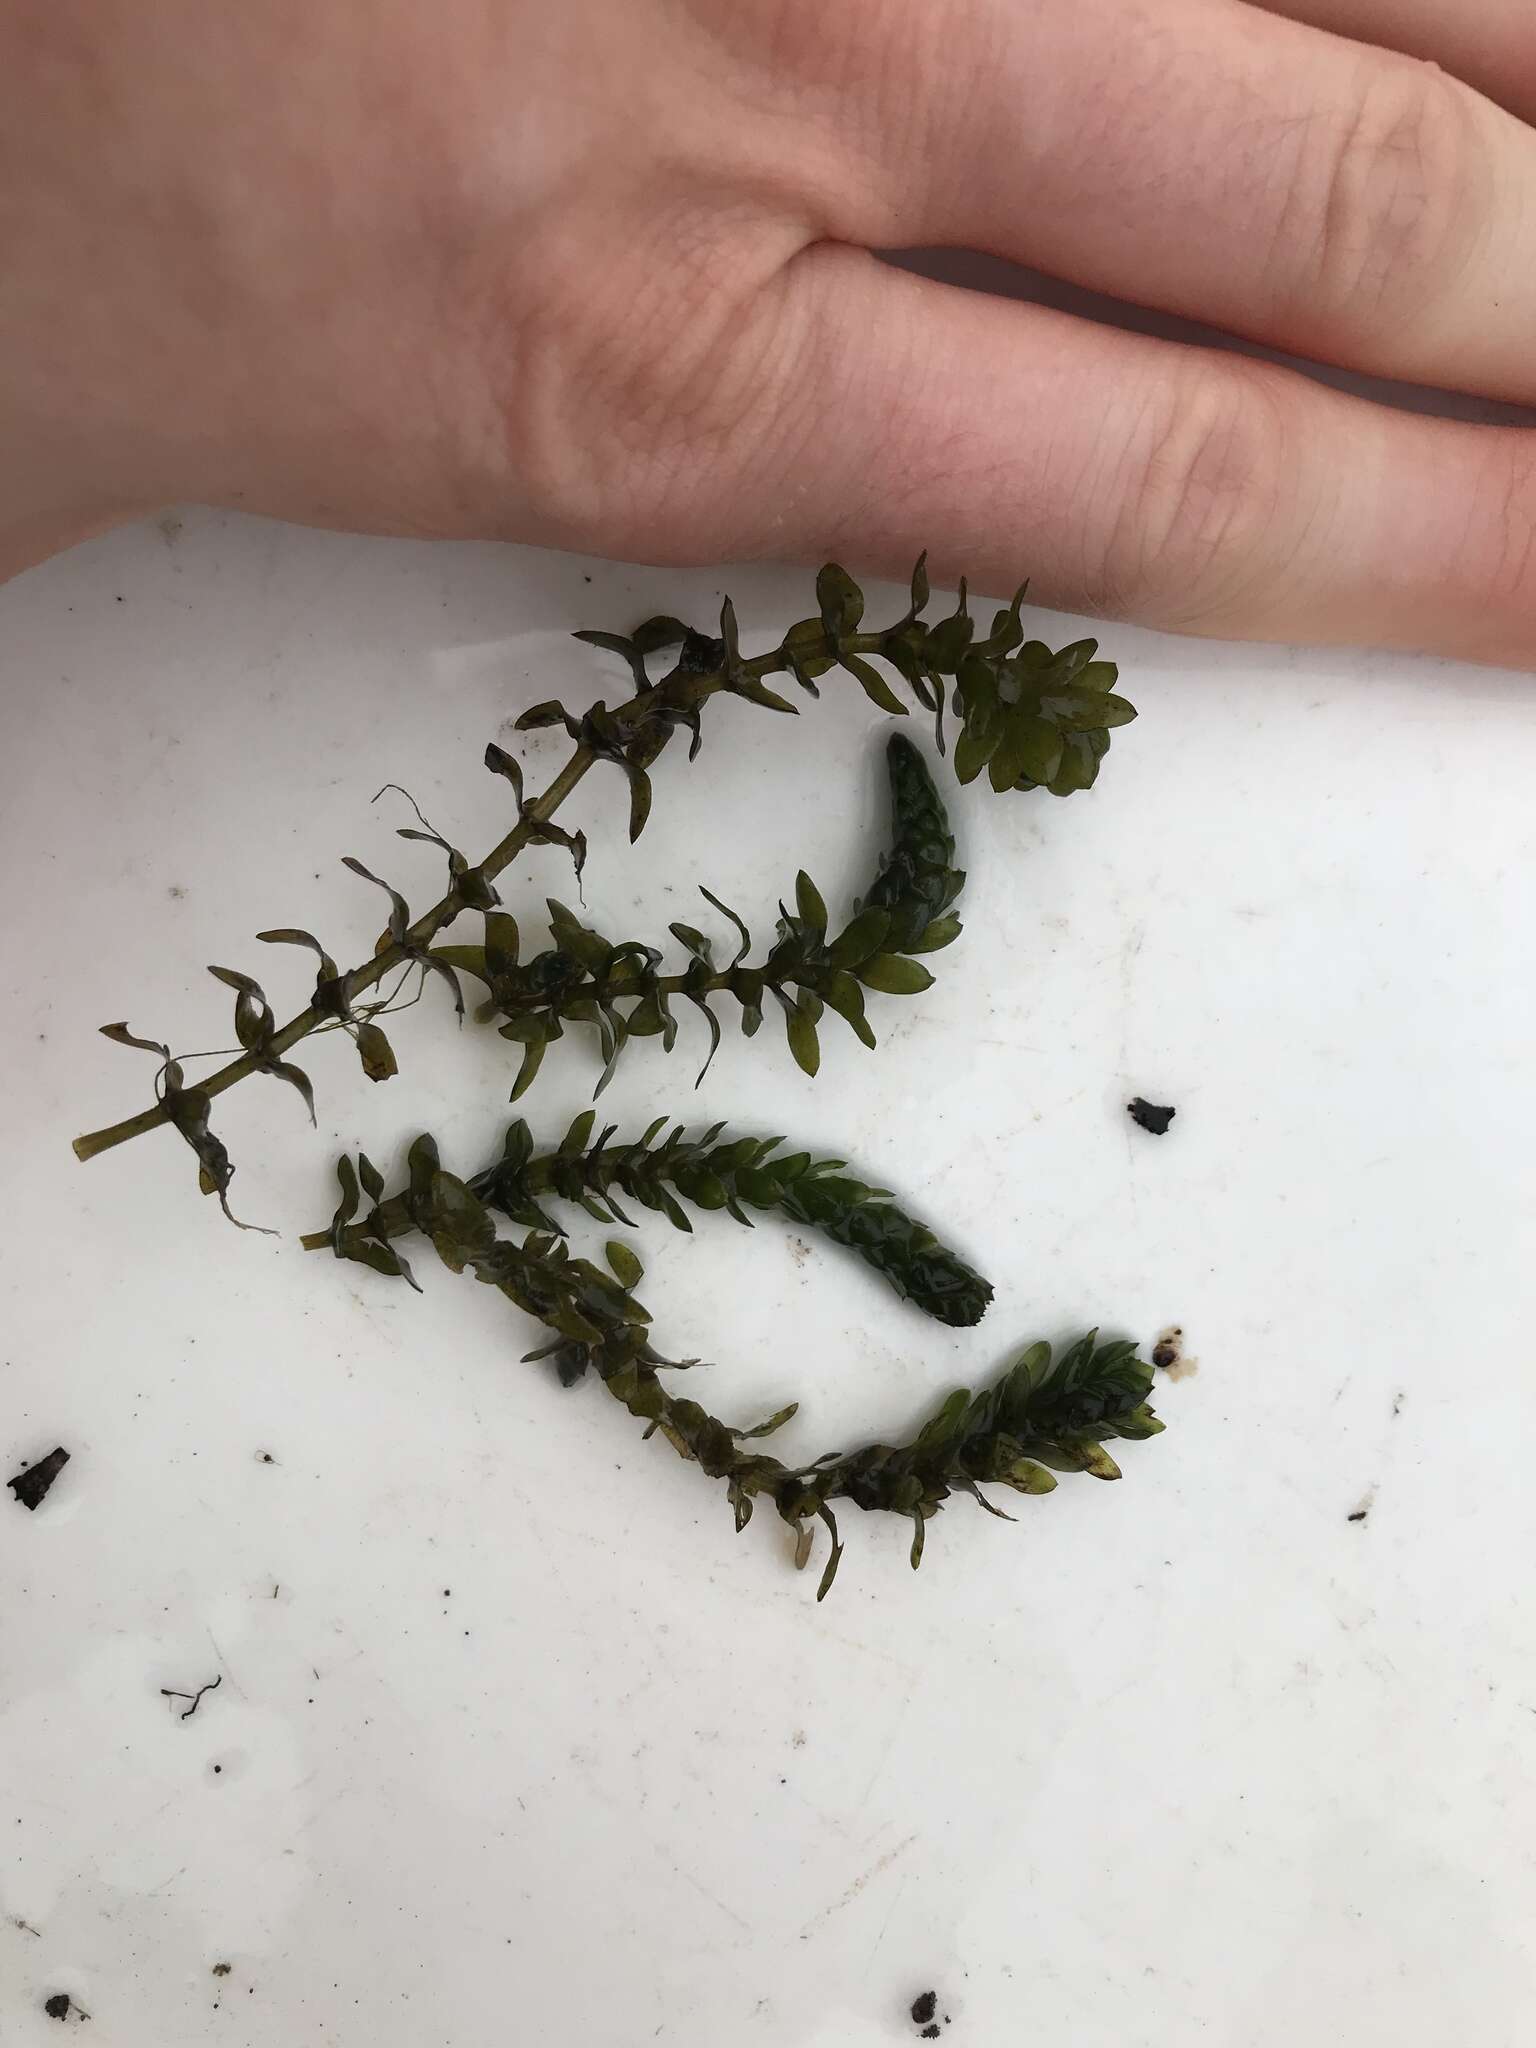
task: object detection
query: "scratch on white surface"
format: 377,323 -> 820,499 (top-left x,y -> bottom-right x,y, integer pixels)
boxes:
853,1694 -> 912,1812
800,1831 -> 919,1935
867,1874 -> 908,1964
666,1855 -> 750,1934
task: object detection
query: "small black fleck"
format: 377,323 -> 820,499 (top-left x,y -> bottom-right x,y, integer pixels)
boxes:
1347,1509 -> 1369,1524
921,2030 -> 941,2042
9,1446 -> 71,1511
212,1963 -> 232,1978
911,1991 -> 938,2026
1128,1097 -> 1176,1136
213,1764 -> 223,1775
45,1993 -> 72,2020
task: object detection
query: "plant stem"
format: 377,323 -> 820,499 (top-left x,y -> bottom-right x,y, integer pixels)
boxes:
72,628 -> 891,1166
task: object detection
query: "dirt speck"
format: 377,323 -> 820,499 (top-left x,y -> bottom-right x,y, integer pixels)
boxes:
911,1991 -> 937,2026
1151,1327 -> 1197,1381
787,1236 -> 813,1270
167,884 -> 188,900
1347,1489 -> 1375,1525
44,1993 -> 73,2020
8,1446 -> 71,1511
1127,1097 -> 1176,1136
212,1963 -> 232,1978
791,1729 -> 807,1749
158,513 -> 185,546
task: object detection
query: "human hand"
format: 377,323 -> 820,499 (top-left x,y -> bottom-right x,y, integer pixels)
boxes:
1,0 -> 1532,664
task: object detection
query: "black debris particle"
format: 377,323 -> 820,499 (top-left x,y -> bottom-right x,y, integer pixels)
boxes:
1347,1506 -> 1370,1524
1128,1097 -> 1176,1136
161,1675 -> 221,1721
1152,1328 -> 1183,1371
212,1964 -> 232,1978
256,1451 -> 276,1465
911,1991 -> 938,2026
921,2030 -> 941,2042
9,1446 -> 70,1511
44,1993 -> 73,2020
1347,1485 -> 1376,1525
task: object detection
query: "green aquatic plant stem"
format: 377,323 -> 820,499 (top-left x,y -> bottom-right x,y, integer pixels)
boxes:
302,1113 -> 994,1327
73,558 -> 1134,1204
71,744 -> 594,1162
314,1131 -> 1163,1597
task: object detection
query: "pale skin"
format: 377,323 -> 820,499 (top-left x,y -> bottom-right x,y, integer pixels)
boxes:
1,0 -> 1533,663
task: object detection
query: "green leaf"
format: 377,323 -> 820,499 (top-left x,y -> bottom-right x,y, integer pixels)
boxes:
511,1035 -> 548,1101
1003,1460 -> 1058,1496
699,886 -> 752,968
826,907 -> 892,968
267,1059 -> 317,1124
354,1021 -> 398,1082
559,1110 -> 597,1158
906,914 -> 963,954
815,1505 -> 843,1602
915,1388 -> 971,1449
626,766 -> 653,842
735,1403 -> 798,1441
605,1241 -> 645,1289
794,871 -> 828,933
821,970 -> 877,1049
784,617 -> 834,682
951,726 -> 997,786
908,553 -> 930,615
785,1002 -> 821,1078
482,741 -> 525,802
990,714 -> 1063,792
256,927 -> 339,981
427,944 -> 491,984
728,674 -> 799,715
815,563 -> 864,635
856,954 -> 934,995
841,654 -> 907,718
1044,685 -> 1138,732
483,912 -> 521,977
515,700 -> 573,732
1048,732 -> 1102,795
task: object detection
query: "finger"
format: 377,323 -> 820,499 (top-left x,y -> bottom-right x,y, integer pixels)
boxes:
755,247 -> 1535,667
1253,0 -> 1536,125
830,0 -> 1536,406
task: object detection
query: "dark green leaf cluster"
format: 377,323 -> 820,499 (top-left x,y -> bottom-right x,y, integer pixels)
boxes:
544,557 -> 1137,805
317,1133 -> 1162,1597
309,1110 -> 993,1328
430,734 -> 963,1098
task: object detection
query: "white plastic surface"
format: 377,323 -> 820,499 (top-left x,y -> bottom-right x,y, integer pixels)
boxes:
3,509 -> 1535,2045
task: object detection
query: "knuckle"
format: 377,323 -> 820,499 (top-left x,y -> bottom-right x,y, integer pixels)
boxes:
484,206 -> 803,558
1290,64 -> 1480,336
1095,368 -> 1288,627
1459,440 -> 1536,612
